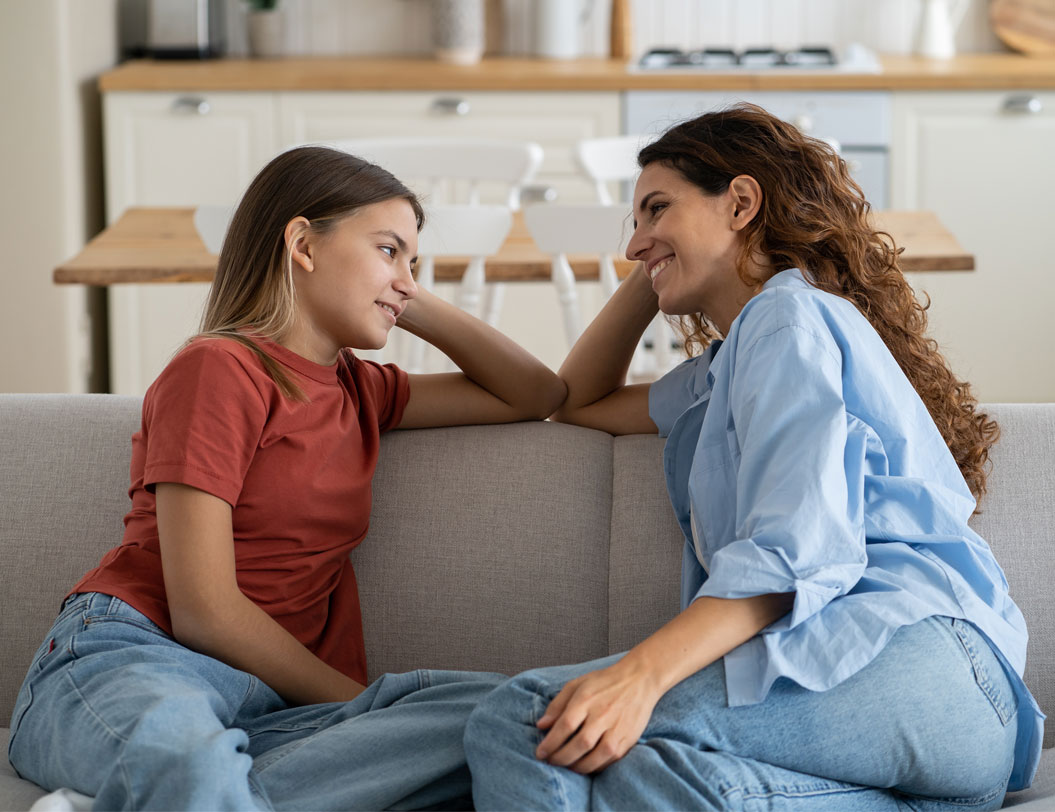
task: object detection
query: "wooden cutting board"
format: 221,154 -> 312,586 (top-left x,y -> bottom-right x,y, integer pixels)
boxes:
991,0 -> 1055,55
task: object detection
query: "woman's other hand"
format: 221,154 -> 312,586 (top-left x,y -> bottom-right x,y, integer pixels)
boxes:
535,657 -> 662,774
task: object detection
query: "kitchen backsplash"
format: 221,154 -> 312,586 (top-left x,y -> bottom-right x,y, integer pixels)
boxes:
134,0 -> 1005,59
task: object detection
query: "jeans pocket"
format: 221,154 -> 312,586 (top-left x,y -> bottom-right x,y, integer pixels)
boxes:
948,618 -> 1017,727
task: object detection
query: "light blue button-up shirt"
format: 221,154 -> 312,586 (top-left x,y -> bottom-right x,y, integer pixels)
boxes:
649,268 -> 1042,791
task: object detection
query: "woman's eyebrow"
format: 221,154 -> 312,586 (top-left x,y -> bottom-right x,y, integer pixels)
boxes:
637,191 -> 663,214
371,229 -> 409,252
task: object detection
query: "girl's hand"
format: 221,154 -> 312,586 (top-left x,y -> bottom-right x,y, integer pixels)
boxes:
535,657 -> 662,774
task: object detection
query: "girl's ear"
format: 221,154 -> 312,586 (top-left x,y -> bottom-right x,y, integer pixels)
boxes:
285,216 -> 314,272
728,175 -> 763,231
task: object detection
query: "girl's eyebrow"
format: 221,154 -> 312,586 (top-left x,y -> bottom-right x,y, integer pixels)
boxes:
371,229 -> 409,253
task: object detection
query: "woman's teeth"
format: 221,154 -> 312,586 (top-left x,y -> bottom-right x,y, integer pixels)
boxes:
379,303 -> 396,317
650,258 -> 673,280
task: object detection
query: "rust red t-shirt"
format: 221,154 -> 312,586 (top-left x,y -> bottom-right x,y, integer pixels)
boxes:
70,336 -> 409,684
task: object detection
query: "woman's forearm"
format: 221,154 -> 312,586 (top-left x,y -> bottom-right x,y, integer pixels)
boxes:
553,264 -> 658,420
622,592 -> 794,695
398,288 -> 566,419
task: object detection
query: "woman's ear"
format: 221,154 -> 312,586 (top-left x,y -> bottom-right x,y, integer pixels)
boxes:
285,216 -> 314,272
727,175 -> 763,231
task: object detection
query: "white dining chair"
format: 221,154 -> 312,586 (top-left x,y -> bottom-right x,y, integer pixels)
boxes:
401,203 -> 513,372
328,137 -> 542,329
522,203 -> 632,349
574,133 -> 680,378
574,134 -> 654,205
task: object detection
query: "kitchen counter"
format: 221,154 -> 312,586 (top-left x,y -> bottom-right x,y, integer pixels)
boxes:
99,53 -> 1055,92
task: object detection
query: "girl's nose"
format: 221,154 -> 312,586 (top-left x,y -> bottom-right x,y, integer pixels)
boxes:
397,266 -> 418,299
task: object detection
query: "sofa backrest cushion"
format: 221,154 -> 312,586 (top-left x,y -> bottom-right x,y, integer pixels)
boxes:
969,404 -> 1055,747
0,395 -> 140,724
355,421 -> 615,679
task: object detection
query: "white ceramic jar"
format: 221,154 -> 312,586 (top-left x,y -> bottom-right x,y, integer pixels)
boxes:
432,0 -> 485,65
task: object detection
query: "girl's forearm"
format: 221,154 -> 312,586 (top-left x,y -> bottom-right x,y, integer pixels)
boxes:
398,288 -> 565,418
554,264 -> 658,418
621,592 -> 794,695
172,591 -> 365,706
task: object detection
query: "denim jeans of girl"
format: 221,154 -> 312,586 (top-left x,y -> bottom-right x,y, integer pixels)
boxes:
8,592 -> 505,811
464,615 -> 1019,811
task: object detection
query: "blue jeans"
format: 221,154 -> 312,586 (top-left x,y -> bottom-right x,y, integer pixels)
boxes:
8,592 -> 505,811
464,616 -> 1019,811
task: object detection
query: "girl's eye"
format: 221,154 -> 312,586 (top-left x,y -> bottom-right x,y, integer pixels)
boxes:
380,245 -> 396,258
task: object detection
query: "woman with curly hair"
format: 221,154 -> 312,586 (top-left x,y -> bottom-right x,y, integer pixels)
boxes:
464,104 -> 1042,810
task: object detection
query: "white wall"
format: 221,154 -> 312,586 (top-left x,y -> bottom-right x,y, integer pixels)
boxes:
0,0 -> 119,393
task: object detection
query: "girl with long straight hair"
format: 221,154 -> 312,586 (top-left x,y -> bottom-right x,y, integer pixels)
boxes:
464,105 -> 1042,810
9,146 -> 566,810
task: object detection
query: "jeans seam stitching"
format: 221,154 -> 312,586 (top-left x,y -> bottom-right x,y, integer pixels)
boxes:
950,621 -> 1015,725
65,667 -> 130,745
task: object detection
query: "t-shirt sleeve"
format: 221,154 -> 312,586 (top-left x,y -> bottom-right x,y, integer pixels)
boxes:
141,342 -> 269,506
351,356 -> 410,433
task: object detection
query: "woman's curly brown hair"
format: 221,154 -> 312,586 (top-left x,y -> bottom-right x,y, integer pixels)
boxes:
639,103 -> 998,503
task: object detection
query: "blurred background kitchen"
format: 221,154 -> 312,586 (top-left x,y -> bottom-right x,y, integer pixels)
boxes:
3,0 -> 1053,401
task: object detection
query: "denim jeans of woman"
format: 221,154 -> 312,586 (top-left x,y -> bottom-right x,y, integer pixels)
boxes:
464,615 -> 1019,811
8,592 -> 505,811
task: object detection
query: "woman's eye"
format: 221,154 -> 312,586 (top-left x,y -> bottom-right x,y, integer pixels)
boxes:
380,245 -> 396,258
649,202 -> 667,217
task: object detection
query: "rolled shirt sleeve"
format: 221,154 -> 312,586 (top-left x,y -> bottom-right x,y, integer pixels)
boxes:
694,323 -> 867,631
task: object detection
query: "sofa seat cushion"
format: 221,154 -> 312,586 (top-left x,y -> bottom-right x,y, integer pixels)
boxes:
0,729 -> 48,811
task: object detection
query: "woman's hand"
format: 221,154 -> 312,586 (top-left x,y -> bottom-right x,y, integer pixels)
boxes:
535,657 -> 663,774
534,592 -> 796,774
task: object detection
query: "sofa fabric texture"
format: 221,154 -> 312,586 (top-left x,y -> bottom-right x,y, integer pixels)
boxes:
0,394 -> 1051,809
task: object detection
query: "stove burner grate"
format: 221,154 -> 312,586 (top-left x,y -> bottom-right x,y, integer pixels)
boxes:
639,46 -> 838,70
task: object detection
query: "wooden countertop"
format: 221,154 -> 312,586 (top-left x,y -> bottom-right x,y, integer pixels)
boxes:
54,207 -> 974,287
99,53 -> 1055,92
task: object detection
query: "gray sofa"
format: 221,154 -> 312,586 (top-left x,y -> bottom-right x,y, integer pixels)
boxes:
1,394 -> 1053,810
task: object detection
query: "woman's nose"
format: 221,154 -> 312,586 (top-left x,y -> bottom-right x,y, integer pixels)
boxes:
625,225 -> 649,262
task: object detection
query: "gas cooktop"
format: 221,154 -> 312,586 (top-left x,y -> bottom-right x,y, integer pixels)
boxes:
634,44 -> 881,73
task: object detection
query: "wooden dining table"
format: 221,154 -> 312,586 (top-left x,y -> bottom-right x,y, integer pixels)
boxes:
54,207 -> 974,286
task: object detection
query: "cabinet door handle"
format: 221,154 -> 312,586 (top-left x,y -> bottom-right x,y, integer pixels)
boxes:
1002,95 -> 1042,115
430,97 -> 471,116
171,97 -> 212,115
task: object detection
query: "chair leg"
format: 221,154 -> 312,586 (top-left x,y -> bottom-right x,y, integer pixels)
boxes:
653,313 -> 673,373
406,257 -> 436,373
457,257 -> 486,319
551,255 -> 582,347
483,283 -> 505,328
599,255 -> 619,301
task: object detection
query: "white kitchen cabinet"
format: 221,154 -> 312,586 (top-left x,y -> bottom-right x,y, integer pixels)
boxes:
104,91 -> 280,394
277,91 -> 620,204
891,91 -> 1055,402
